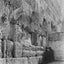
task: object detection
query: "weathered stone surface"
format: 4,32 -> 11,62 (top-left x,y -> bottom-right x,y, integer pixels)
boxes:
6,58 -> 16,64
6,58 -> 28,64
29,57 -> 38,64
15,42 -> 23,58
0,58 -> 6,64
6,57 -> 43,64
6,40 -> 14,58
23,50 -> 36,57
37,56 -> 43,64
36,51 -> 44,56
0,0 -> 61,63
49,33 -> 64,60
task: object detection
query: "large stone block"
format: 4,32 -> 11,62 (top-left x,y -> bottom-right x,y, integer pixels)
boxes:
36,56 -> 43,64
0,58 -> 6,64
23,50 -> 36,57
21,57 -> 28,64
6,40 -> 14,58
29,57 -> 38,64
6,58 -> 15,64
15,42 -> 23,58
15,58 -> 28,64
36,51 -> 44,56
6,58 -> 28,64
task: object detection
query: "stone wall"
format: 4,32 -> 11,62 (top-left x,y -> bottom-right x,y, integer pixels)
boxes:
0,56 -> 42,64
49,32 -> 64,60
0,0 -> 62,64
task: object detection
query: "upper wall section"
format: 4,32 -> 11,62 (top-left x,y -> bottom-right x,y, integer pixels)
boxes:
0,0 -> 61,33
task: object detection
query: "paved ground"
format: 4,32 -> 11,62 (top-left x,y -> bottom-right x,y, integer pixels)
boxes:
48,61 -> 64,64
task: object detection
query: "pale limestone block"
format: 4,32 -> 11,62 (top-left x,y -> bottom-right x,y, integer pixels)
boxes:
36,56 -> 43,64
23,50 -> 36,57
0,58 -> 6,64
7,58 -> 28,64
15,42 -> 23,58
29,57 -> 38,64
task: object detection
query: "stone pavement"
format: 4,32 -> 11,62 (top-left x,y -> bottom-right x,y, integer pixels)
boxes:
48,61 -> 64,64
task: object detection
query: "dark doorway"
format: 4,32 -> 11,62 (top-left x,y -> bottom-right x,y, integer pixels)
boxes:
31,32 -> 37,46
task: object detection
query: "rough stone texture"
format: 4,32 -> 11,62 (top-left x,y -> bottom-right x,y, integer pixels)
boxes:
29,57 -> 38,64
49,33 -> 64,60
36,51 -> 44,56
0,58 -> 6,64
6,58 -> 28,64
0,0 -> 62,64
6,40 -> 13,58
23,50 -> 36,57
15,42 -> 23,58
48,61 -> 64,64
37,56 -> 43,61
0,57 -> 43,64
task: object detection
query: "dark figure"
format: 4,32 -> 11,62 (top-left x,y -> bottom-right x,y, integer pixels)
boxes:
48,47 -> 55,62
41,47 -> 55,64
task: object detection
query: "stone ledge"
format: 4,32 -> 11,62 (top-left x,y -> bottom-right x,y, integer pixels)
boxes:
6,57 -> 28,64
0,56 -> 43,64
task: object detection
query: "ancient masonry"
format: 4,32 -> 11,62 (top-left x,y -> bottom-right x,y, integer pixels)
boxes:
0,0 -> 61,64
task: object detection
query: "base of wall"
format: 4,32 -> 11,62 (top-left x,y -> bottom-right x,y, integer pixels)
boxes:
0,56 -> 43,64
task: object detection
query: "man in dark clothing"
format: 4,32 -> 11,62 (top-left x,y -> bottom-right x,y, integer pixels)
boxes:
42,47 -> 55,64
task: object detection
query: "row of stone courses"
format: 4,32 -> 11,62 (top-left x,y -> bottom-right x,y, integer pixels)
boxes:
0,56 -> 42,64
